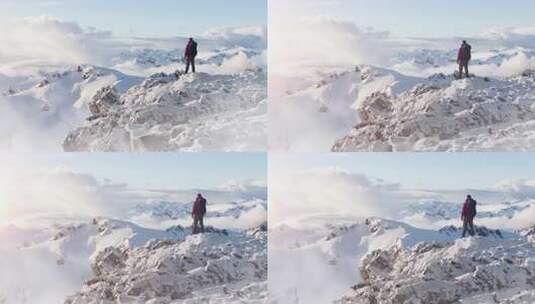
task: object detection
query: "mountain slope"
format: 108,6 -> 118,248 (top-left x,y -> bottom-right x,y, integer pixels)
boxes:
336,224 -> 535,304
0,195 -> 267,304
333,70 -> 535,152
0,28 -> 267,152
271,47 -> 535,152
0,65 -> 143,150
64,69 -> 266,152
66,225 -> 267,304
269,212 -> 534,304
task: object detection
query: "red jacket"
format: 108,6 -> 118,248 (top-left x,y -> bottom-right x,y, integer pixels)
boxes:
457,44 -> 471,62
184,40 -> 198,58
185,41 -> 192,58
192,197 -> 207,216
461,198 -> 476,218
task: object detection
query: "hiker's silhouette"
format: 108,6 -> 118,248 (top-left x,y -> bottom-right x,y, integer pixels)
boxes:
461,194 -> 477,237
457,40 -> 472,79
185,38 -> 198,74
192,193 -> 207,234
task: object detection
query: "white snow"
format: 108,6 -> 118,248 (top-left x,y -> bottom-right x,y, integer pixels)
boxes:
0,18 -> 267,152
270,214 -> 533,304
0,166 -> 267,303
270,21 -> 535,152
269,167 -> 535,303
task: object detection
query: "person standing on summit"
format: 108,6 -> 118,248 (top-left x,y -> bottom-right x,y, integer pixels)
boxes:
457,40 -> 472,79
192,193 -> 207,234
184,38 -> 198,74
461,194 -> 477,237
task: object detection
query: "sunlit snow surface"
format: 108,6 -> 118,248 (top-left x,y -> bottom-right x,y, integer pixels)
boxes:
269,202 -> 535,304
0,22 -> 267,152
0,193 -> 267,303
270,34 -> 535,152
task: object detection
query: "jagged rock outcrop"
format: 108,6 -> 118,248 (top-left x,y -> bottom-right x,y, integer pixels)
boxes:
65,228 -> 267,304
336,228 -> 535,304
87,86 -> 121,116
333,71 -> 535,152
63,69 -> 266,152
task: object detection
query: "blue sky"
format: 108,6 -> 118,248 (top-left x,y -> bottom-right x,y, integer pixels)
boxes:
277,0 -> 535,38
0,0 -> 266,37
15,153 -> 266,190
270,153 -> 535,190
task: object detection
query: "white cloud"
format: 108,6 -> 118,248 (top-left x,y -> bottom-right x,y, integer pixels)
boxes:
268,7 -> 535,78
269,16 -> 394,75
269,167 -> 413,224
207,203 -> 267,230
480,26 -> 535,48
0,166 -> 130,222
203,26 -> 267,50
0,165 -> 267,227
0,16 -> 120,65
492,178 -> 535,197
270,167 -> 535,230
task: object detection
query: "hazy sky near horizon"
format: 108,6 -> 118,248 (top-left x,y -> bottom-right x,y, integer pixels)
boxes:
3,153 -> 267,190
0,0 -> 267,37
271,0 -> 535,38
270,153 -> 535,191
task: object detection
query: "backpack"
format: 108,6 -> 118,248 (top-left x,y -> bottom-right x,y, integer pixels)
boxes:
191,41 -> 198,57
468,199 -> 477,217
463,44 -> 472,61
199,198 -> 206,214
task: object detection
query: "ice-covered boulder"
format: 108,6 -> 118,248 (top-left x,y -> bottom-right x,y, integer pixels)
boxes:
333,71 -> 535,152
87,86 -> 121,116
63,69 -> 266,152
65,228 -> 267,304
336,227 -> 535,304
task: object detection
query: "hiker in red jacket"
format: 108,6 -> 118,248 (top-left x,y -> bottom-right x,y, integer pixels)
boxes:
457,40 -> 472,79
461,194 -> 477,237
192,193 -> 207,234
184,38 -> 198,74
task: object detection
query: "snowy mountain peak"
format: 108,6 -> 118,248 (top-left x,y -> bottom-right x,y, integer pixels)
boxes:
63,68 -> 266,152
65,226 -> 267,304
337,228 -> 535,304
332,66 -> 535,152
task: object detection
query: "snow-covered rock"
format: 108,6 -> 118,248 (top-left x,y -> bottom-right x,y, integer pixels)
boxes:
65,225 -> 267,304
64,69 -> 266,152
0,27 -> 267,152
271,46 -> 535,152
0,199 -> 267,304
336,229 -> 535,304
333,70 -> 535,152
270,214 -> 535,304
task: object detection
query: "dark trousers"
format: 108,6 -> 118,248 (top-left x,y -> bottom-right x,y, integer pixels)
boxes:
462,217 -> 475,237
193,214 -> 204,234
185,57 -> 196,74
459,61 -> 469,78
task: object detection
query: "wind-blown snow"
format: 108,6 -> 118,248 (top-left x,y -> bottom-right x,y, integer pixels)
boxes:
270,215 -> 535,304
0,165 -> 267,303
0,17 -> 267,152
270,168 -> 535,303
269,16 -> 535,151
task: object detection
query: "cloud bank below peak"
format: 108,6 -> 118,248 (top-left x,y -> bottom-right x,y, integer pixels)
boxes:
0,16 -> 119,65
0,165 -> 266,225
0,16 -> 267,67
270,167 -> 535,230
